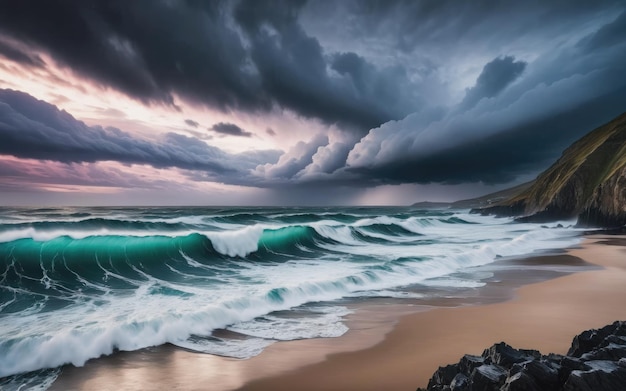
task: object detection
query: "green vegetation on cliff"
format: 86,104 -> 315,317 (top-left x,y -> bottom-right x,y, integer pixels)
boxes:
475,112 -> 626,227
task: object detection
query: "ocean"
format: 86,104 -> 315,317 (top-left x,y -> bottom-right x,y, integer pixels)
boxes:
0,206 -> 581,390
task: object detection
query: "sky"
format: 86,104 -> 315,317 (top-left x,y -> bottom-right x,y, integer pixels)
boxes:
0,0 -> 625,206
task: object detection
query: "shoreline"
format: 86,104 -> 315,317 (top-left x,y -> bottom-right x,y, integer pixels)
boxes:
237,235 -> 626,390
46,236 -> 612,391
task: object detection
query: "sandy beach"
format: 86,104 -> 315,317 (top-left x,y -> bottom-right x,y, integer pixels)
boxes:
239,236 -> 626,391
48,235 -> 626,391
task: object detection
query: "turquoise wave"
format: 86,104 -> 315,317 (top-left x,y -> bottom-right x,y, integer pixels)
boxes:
0,206 -> 582,384
0,212 -> 479,319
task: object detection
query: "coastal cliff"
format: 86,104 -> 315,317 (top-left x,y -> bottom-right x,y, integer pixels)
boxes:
474,112 -> 626,227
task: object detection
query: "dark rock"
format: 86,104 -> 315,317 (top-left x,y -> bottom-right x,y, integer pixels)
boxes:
507,359 -> 560,390
559,356 -> 592,384
522,359 -> 560,390
427,364 -> 460,388
502,371 -> 540,391
578,165 -> 626,228
568,321 -> 626,357
581,342 -> 626,361
563,361 -> 626,391
508,362 -> 524,377
458,354 -> 485,376
602,334 -> 626,345
544,356 -> 564,371
561,357 -> 591,371
450,373 -> 469,391
470,364 -> 507,390
482,342 -> 538,367
544,353 -> 565,365
417,321 -> 626,391
471,202 -> 526,218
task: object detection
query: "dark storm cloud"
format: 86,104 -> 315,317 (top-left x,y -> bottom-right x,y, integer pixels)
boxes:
237,6 -> 399,130
0,1 -> 260,108
0,37 -> 45,68
580,9 -> 626,50
0,89 -> 280,178
340,12 -> 626,185
219,4 -> 626,188
234,0 -> 421,129
184,119 -> 199,128
211,122 -> 252,137
460,56 -> 526,110
1,1 -> 625,194
0,0 -> 420,131
348,86 -> 626,185
310,0 -> 622,53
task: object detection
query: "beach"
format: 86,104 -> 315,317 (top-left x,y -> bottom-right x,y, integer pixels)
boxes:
48,235 -> 626,391
240,236 -> 626,391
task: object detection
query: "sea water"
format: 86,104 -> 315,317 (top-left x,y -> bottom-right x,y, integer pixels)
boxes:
0,206 -> 581,389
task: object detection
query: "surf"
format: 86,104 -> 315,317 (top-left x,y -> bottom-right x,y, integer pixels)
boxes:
0,206 -> 582,384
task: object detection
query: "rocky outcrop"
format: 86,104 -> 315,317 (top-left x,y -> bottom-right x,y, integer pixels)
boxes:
578,166 -> 626,228
473,112 -> 626,228
417,321 -> 626,391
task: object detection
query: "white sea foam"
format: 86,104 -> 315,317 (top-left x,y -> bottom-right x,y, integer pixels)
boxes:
173,335 -> 274,359
205,225 -> 265,257
0,276 -> 357,376
0,209 -> 584,381
0,368 -> 61,391
228,306 -> 351,341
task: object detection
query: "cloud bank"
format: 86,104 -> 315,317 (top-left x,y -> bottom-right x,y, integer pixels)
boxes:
0,0 -> 429,131
0,89 -> 280,183
0,1 -> 625,204
340,11 -> 626,185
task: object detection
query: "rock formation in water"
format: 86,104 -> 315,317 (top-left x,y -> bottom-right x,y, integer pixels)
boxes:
473,112 -> 626,228
417,321 -> 626,391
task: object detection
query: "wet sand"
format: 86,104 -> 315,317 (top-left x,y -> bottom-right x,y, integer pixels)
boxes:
239,236 -> 626,391
49,236 -> 626,391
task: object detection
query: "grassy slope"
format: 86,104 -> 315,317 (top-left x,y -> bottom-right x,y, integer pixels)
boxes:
479,111 -> 626,219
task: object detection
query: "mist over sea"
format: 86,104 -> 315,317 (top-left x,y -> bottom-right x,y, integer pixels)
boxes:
0,206 -> 581,389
